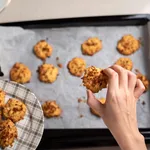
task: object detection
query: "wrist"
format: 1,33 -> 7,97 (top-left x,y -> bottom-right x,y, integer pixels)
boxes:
112,130 -> 146,150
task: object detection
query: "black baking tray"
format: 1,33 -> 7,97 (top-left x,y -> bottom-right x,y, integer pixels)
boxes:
1,14 -> 150,150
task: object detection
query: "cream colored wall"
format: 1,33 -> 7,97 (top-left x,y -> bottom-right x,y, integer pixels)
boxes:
0,0 -> 150,23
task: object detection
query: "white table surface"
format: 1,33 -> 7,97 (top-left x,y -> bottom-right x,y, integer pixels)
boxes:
0,0 -> 150,23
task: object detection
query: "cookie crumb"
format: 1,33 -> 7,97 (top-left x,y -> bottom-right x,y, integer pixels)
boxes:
78,98 -> 82,103
56,57 -> 59,61
78,98 -> 87,103
57,63 -> 63,68
80,114 -> 83,118
142,101 -> 145,105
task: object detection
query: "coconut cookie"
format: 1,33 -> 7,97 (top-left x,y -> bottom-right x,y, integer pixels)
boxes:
10,63 -> 31,84
0,119 -> 17,148
34,40 -> 53,60
90,98 -> 106,117
115,57 -> 133,71
136,73 -> 149,92
117,34 -> 140,55
3,98 -> 27,123
38,64 -> 58,83
42,101 -> 61,118
82,66 -> 108,93
67,57 -> 86,77
0,89 -> 5,108
81,37 -> 102,56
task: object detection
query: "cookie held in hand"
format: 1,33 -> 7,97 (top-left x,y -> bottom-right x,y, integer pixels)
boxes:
82,66 -> 108,93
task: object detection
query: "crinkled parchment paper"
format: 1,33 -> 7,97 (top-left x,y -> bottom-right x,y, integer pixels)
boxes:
0,24 -> 150,128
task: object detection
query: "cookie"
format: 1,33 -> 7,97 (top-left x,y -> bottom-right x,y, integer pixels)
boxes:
0,89 -> 5,108
115,57 -> 133,71
81,37 -> 102,56
34,40 -> 53,60
117,34 -> 140,55
38,64 -> 58,83
0,119 -> 17,148
10,63 -> 31,84
136,73 -> 149,92
3,98 -> 27,123
0,109 -> 2,121
82,66 -> 108,93
42,101 -> 61,117
67,57 -> 86,77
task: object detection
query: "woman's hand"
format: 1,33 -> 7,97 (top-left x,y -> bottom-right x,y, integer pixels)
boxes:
87,65 -> 147,150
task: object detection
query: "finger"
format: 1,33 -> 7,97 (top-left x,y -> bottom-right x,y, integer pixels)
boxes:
134,79 -> 145,100
87,90 -> 103,115
103,67 -> 119,91
127,71 -> 137,91
111,65 -> 128,89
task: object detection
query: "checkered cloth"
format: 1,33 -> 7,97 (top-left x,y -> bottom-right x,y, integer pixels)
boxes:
0,80 -> 44,150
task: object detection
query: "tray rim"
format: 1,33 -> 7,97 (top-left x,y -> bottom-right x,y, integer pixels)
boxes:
1,14 -> 150,149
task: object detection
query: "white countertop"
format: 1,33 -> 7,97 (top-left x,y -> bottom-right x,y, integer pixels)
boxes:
0,0 -> 150,23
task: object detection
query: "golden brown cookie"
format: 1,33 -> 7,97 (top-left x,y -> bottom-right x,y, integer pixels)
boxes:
81,37 -> 102,56
0,119 -> 17,148
42,101 -> 61,118
90,98 -> 106,117
117,34 -> 140,55
0,110 -> 1,120
136,73 -> 149,92
115,57 -> 133,71
82,66 -> 108,93
34,40 -> 53,60
0,89 -> 5,108
10,63 -> 31,84
38,64 -> 58,83
67,57 -> 86,77
3,98 -> 27,123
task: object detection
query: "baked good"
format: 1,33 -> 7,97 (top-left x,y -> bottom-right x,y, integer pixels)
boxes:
3,98 -> 27,123
82,66 -> 108,93
117,34 -> 140,55
0,89 -> 5,108
38,64 -> 58,83
0,109 -> 1,120
42,101 -> 61,117
115,57 -> 133,71
10,63 -> 31,84
136,73 -> 149,92
90,98 -> 106,117
81,37 -> 102,56
0,119 -> 17,148
34,40 -> 53,60
67,57 -> 86,77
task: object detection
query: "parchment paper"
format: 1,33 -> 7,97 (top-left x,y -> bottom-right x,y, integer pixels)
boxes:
0,24 -> 150,128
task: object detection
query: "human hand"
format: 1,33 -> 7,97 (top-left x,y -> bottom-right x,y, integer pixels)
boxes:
87,65 -> 146,150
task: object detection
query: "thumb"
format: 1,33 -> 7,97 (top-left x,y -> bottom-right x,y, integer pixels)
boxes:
87,90 -> 104,116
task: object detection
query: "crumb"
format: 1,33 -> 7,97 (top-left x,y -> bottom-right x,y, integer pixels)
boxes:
57,63 -> 63,68
78,98 -> 82,103
46,37 -> 49,41
78,98 -> 86,103
142,101 -> 145,105
80,114 -> 83,118
56,57 -> 59,61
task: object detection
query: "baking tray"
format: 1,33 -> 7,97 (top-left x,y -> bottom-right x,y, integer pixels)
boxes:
1,14 -> 150,149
